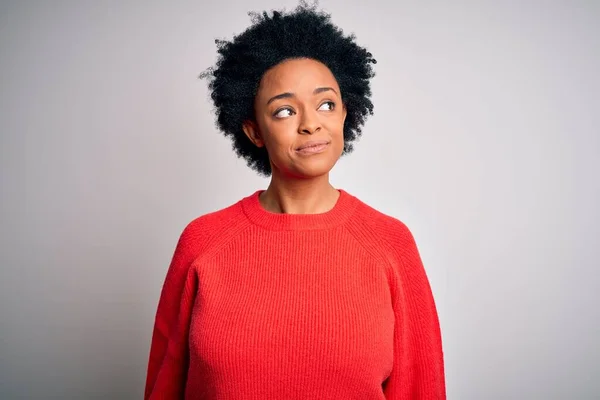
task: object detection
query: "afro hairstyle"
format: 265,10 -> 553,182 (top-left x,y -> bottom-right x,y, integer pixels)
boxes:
200,2 -> 377,176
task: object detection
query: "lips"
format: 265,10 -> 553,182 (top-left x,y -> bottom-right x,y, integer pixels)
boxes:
296,140 -> 330,150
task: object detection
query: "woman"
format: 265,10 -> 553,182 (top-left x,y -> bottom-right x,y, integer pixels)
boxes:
145,4 -> 445,399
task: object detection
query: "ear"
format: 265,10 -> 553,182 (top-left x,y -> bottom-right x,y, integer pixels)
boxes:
242,120 -> 265,148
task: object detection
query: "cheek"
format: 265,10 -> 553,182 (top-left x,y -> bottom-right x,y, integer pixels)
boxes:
325,115 -> 346,137
261,120 -> 297,151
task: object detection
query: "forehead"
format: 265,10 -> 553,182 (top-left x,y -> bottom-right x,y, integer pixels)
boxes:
258,58 -> 340,95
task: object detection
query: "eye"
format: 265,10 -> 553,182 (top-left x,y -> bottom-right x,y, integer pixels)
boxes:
318,101 -> 335,111
274,107 -> 295,118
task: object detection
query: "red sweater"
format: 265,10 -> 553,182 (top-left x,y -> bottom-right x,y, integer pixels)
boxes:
145,189 -> 445,399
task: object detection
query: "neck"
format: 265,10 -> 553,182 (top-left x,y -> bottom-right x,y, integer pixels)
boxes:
260,170 -> 339,214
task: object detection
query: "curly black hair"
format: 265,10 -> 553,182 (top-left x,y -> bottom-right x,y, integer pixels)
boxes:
200,2 -> 377,176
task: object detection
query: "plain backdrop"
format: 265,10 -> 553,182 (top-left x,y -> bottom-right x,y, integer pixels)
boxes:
1,0 -> 599,398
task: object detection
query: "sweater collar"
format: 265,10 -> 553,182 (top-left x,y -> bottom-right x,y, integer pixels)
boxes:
241,189 -> 358,231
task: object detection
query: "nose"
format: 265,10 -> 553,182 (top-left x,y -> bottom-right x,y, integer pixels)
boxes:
298,109 -> 321,135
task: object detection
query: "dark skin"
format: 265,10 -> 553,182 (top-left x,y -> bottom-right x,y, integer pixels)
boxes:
242,58 -> 347,214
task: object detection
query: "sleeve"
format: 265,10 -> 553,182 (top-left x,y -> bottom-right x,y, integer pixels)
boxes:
144,223 -> 202,399
383,223 -> 446,399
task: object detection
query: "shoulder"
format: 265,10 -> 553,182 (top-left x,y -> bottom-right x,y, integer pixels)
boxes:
158,199 -> 250,287
343,191 -> 423,273
174,197 -> 249,258
348,193 -> 417,245
346,192 -> 427,282
182,201 -> 242,235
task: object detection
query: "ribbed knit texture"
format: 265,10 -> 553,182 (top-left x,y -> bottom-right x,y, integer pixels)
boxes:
145,189 -> 445,399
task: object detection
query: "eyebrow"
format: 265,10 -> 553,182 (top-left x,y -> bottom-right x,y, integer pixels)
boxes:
266,87 -> 338,105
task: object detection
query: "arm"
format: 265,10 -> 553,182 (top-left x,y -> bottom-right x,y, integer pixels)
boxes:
383,223 -> 446,399
144,223 -> 203,399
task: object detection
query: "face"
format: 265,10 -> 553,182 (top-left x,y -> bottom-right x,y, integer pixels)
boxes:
243,58 -> 347,178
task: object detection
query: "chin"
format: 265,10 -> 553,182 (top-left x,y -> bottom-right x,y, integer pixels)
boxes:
290,157 -> 339,178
